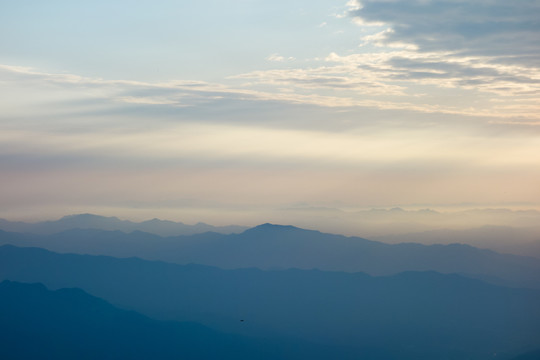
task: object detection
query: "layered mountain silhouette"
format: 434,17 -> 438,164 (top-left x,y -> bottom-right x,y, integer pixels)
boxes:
374,225 -> 540,258
0,280 -> 359,360
0,214 -> 247,236
1,245 -> 539,359
1,223 -> 540,289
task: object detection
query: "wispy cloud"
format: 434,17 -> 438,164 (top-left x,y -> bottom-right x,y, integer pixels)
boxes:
231,49 -> 540,119
2,62 -> 539,136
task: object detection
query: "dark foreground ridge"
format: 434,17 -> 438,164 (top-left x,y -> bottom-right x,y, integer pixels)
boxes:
0,280 -> 359,360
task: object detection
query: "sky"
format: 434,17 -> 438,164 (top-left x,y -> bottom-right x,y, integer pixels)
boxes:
1,0 -> 540,232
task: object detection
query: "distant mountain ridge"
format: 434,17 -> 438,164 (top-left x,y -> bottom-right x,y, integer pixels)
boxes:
374,225 -> 540,258
1,223 -> 540,289
279,206 -> 540,238
1,245 -> 539,360
0,213 -> 247,236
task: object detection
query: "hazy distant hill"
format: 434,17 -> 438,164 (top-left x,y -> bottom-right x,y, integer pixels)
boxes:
278,206 -> 540,238
374,225 -> 540,258
0,280 -> 357,360
2,224 -> 540,289
1,245 -> 539,360
0,214 -> 247,236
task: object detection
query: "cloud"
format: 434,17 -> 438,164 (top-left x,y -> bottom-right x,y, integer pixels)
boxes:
267,54 -> 295,62
0,63 -> 480,130
267,53 -> 286,62
349,0 -> 540,66
231,49 -> 540,120
231,66 -> 406,96
1,64 -> 539,223
2,61 -> 540,141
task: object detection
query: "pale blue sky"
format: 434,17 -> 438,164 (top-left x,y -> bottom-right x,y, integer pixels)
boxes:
0,0 -> 362,81
1,0 -> 539,230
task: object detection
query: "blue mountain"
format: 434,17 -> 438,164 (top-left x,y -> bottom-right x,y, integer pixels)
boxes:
0,280 -> 362,360
1,223 -> 539,289
1,245 -> 539,359
0,213 -> 246,236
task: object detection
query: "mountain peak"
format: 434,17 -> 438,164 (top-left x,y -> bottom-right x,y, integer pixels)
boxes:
244,223 -> 302,234
258,223 -> 297,229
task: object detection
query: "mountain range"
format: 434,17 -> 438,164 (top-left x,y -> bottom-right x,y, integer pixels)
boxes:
3,212 -> 539,258
1,223 -> 540,289
2,214 -> 540,359
0,214 -> 247,236
1,245 -> 539,359
374,225 -> 540,258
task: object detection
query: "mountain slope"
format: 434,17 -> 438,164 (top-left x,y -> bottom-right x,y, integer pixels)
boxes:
0,280 -> 361,360
510,349 -> 540,360
1,245 -> 539,359
1,223 -> 540,289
